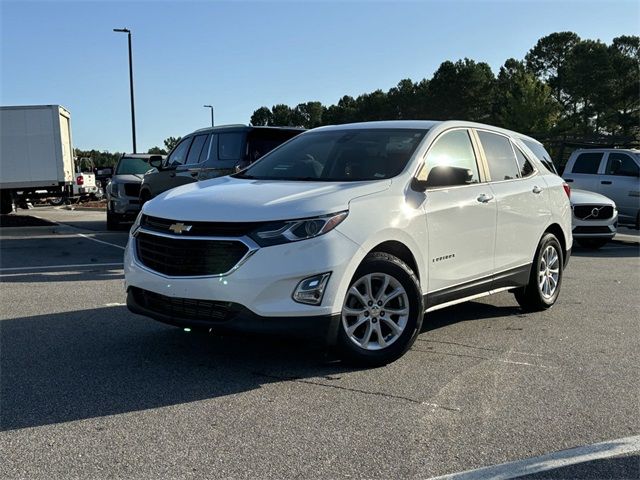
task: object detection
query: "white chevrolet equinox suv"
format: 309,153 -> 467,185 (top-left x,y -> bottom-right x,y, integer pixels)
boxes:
125,121 -> 572,365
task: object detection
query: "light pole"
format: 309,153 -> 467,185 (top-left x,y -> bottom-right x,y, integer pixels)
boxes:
113,27 -> 137,153
203,105 -> 214,127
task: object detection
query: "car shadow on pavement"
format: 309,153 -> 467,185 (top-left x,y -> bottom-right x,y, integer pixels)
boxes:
0,306 -> 351,431
422,301 -> 522,333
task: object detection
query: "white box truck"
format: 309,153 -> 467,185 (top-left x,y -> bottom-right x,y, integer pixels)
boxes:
0,105 -> 76,213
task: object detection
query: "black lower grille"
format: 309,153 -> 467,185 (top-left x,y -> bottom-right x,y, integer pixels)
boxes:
124,183 -> 141,197
573,205 -> 614,220
131,287 -> 234,322
135,232 -> 249,276
573,225 -> 612,234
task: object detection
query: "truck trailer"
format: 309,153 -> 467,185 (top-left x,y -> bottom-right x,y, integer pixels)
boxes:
0,105 -> 75,214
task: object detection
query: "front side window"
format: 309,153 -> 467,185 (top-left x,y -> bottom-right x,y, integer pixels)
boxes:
477,131 -> 519,181
571,152 -> 603,174
424,129 -> 480,186
605,152 -> 639,177
235,129 -> 427,181
166,138 -> 192,167
186,134 -> 209,165
115,157 -> 151,175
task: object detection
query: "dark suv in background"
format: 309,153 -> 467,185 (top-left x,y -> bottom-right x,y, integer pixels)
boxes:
139,125 -> 303,203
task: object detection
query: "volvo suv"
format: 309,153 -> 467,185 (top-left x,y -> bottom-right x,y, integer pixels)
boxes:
125,121 -> 572,366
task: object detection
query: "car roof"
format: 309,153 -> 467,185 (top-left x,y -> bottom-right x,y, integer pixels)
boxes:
190,124 -> 305,135
310,120 -> 543,144
571,148 -> 640,154
121,154 -> 162,159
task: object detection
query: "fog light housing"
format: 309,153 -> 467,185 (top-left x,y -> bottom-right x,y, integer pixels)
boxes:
292,272 -> 331,305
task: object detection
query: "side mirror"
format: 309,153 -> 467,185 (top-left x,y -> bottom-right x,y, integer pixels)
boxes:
426,165 -> 474,188
149,155 -> 163,169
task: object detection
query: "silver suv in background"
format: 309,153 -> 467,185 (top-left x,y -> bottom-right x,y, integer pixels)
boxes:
106,154 -> 163,230
563,149 -> 640,229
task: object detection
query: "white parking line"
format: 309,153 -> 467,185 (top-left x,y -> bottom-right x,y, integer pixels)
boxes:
0,262 -> 123,274
77,233 -> 126,250
426,434 -> 640,480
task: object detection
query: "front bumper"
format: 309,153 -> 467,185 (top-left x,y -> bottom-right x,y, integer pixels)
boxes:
571,211 -> 617,239
108,196 -> 141,216
127,287 -> 340,341
124,228 -> 363,333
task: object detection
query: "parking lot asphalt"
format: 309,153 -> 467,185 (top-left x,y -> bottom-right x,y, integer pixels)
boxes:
1,207 -> 639,479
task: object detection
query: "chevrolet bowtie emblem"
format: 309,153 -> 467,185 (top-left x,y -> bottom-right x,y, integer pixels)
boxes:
169,222 -> 192,234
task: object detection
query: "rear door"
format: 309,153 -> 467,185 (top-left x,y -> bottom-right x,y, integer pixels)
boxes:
563,151 -> 604,192
475,130 -> 549,280
423,128 -> 497,300
597,151 -> 640,223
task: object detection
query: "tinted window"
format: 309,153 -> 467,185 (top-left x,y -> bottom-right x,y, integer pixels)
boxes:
236,129 -> 427,181
522,139 -> 557,174
478,131 -> 519,181
571,152 -> 603,174
513,144 -> 535,178
199,134 -> 215,163
219,132 -> 245,160
186,134 -> 208,165
605,152 -> 639,177
115,157 -> 151,175
166,138 -> 192,167
424,129 -> 480,185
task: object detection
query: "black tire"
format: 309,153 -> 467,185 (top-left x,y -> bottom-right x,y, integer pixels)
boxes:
106,211 -> 120,231
49,197 -> 65,206
337,252 -> 423,367
577,238 -> 608,249
514,233 -> 564,312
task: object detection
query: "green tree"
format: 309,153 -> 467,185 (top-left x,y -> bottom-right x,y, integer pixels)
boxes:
427,59 -> 495,121
271,104 -> 295,126
607,35 -> 640,137
525,31 -> 581,109
293,101 -> 324,128
250,106 -> 273,126
493,59 -> 559,134
147,146 -> 167,155
163,136 -> 181,152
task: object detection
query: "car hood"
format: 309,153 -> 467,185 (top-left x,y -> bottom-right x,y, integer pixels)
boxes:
112,174 -> 144,183
143,175 -> 392,222
571,188 -> 615,206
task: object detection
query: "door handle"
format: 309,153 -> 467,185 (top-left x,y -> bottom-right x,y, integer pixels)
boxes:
532,185 -> 543,194
601,180 -> 612,185
477,193 -> 494,203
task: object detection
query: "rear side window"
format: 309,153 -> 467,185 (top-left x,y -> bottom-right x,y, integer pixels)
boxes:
219,132 -> 245,160
477,131 -> 519,181
513,144 -> 535,178
522,139 -> 557,174
605,152 -> 639,177
425,129 -> 480,185
166,138 -> 192,167
571,152 -> 603,174
186,134 -> 208,165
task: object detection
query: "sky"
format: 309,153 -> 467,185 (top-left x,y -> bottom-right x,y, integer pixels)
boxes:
1,0 -> 638,153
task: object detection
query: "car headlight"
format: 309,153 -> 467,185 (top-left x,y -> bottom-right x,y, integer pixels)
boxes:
249,211 -> 348,247
108,181 -> 120,198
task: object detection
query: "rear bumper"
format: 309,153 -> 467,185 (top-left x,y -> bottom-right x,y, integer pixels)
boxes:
127,287 -> 340,343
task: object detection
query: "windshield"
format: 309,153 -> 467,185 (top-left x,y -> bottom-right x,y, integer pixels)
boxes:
116,157 -> 152,175
235,128 -> 427,181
